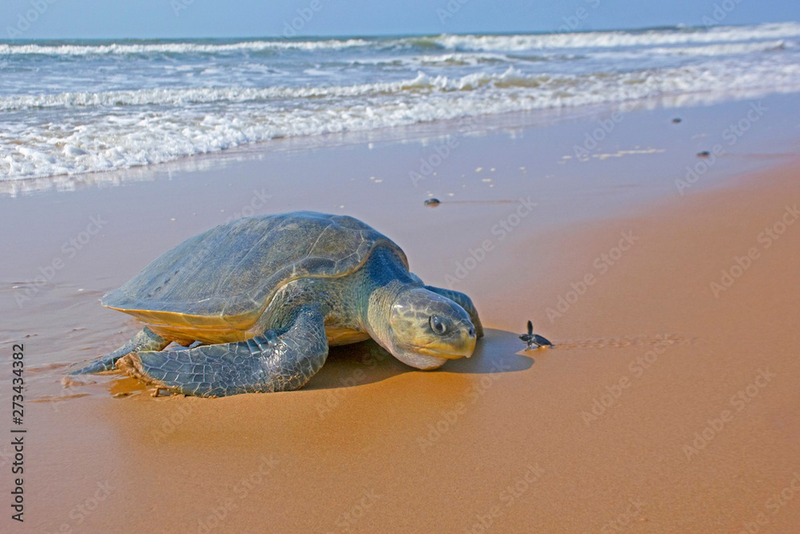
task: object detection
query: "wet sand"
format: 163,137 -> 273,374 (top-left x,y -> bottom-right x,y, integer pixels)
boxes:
2,96 -> 800,533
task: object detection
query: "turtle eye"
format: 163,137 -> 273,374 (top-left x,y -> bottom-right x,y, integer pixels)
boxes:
429,315 -> 447,335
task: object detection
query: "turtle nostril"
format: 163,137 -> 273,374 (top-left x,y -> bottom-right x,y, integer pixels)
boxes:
468,327 -> 476,338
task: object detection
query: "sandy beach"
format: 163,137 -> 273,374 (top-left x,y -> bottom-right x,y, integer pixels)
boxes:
2,94 -> 800,533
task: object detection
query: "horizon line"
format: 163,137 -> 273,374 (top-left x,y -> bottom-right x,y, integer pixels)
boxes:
1,19 -> 793,42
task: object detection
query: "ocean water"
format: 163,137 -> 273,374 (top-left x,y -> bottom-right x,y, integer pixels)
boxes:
1,22 -> 800,181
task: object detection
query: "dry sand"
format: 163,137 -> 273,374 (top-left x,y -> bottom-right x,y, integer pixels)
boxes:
2,97 -> 800,533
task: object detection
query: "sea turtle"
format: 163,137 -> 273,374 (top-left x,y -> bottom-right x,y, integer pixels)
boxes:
519,321 -> 552,349
70,211 -> 483,397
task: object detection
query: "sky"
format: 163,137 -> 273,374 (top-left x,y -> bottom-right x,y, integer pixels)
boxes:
1,0 -> 798,40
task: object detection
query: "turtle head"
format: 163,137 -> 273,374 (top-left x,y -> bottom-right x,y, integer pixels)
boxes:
381,287 -> 477,370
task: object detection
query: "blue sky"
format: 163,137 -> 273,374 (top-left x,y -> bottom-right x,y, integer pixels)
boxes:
2,0 -> 798,39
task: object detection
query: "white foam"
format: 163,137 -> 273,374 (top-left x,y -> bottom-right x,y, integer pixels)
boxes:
3,23 -> 798,57
430,22 -> 800,51
0,38 -> 370,56
349,52 -> 512,68
3,60 -> 800,181
0,70 -> 552,111
2,22 -> 800,182
592,40 -> 790,59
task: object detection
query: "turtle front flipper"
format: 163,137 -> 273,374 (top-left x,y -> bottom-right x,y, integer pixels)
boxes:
117,306 -> 328,397
69,327 -> 169,374
424,285 -> 484,338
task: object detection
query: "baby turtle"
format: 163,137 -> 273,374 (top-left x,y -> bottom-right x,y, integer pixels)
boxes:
519,321 -> 552,349
424,198 -> 441,207
70,212 -> 483,397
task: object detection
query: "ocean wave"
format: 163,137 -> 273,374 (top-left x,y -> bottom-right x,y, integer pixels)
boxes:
0,69 -> 560,111
348,52 -> 514,68
595,40 -> 790,59
0,38 -> 370,56
427,22 -> 800,51
3,22 -> 800,183
2,23 -> 798,58
4,55 -> 799,114
3,59 -> 800,180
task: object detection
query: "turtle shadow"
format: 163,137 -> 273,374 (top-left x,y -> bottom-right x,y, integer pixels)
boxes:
306,328 -> 535,391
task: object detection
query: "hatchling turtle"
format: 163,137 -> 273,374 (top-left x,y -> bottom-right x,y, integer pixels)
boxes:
519,321 -> 552,349
70,212 -> 483,397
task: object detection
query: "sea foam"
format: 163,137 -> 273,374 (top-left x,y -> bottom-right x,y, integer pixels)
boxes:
2,22 -> 799,181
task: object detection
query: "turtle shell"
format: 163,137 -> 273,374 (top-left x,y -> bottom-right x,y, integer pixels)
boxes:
102,212 -> 408,334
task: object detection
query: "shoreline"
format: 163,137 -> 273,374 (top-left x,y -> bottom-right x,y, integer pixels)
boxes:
2,90 -> 798,197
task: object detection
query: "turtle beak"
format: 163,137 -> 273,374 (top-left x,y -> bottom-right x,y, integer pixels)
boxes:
454,320 -> 478,358
462,325 -> 477,358
389,321 -> 476,370
422,322 -> 477,359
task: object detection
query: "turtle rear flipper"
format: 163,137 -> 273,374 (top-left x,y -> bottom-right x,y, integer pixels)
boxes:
118,306 -> 328,397
69,327 -> 169,374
